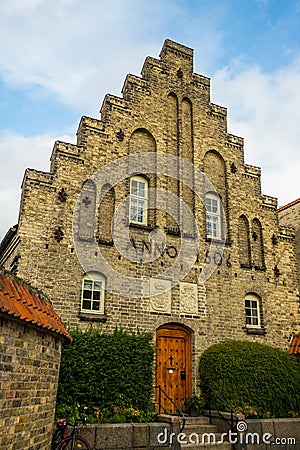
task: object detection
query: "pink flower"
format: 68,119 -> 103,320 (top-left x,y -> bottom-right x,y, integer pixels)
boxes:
113,406 -> 119,413
254,412 -> 258,416
249,410 -> 253,414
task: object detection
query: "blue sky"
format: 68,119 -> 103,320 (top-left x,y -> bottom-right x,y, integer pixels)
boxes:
0,0 -> 300,239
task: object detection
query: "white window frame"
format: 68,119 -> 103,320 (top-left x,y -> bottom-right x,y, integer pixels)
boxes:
129,176 -> 148,225
245,294 -> 261,328
81,272 -> 105,314
205,193 -> 221,240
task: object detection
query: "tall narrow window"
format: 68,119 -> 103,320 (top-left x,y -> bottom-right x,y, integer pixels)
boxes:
205,193 -> 221,239
81,273 -> 105,314
130,176 -> 148,225
245,294 -> 260,328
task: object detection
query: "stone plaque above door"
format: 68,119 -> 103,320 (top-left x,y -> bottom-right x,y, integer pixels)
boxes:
180,282 -> 198,315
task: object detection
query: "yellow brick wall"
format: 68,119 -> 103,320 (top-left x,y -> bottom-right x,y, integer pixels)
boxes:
1,40 -> 299,393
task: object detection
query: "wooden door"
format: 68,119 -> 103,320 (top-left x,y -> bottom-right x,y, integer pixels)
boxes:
156,324 -> 192,414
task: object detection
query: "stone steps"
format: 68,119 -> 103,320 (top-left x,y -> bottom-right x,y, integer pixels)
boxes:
158,414 -> 232,449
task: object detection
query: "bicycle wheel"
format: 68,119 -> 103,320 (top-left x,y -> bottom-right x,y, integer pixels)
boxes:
56,435 -> 91,450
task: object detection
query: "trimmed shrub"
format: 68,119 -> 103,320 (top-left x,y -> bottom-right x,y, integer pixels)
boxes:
199,340 -> 300,418
56,329 -> 154,420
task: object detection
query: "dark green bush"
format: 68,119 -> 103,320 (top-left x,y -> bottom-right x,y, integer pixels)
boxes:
199,340 -> 300,418
56,329 -> 155,421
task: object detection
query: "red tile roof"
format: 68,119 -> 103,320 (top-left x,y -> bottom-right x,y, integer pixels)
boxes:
278,198 -> 300,212
0,270 -> 71,341
289,333 -> 300,355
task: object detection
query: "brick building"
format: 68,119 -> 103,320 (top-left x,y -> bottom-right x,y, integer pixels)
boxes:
0,270 -> 71,450
0,40 -> 299,413
278,198 -> 300,290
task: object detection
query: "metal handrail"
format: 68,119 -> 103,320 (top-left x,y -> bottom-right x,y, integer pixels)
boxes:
155,385 -> 186,433
205,385 -> 239,431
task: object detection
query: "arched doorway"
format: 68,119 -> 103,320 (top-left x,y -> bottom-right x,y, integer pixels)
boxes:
155,323 -> 192,414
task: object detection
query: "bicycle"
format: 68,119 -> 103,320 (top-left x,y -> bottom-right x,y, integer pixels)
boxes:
51,416 -> 91,450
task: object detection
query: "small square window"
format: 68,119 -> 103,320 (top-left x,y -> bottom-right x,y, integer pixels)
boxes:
81,274 -> 105,314
83,299 -> 91,310
84,280 -> 93,290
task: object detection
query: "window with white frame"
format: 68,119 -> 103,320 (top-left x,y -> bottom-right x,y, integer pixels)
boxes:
205,193 -> 221,239
245,294 -> 260,327
81,273 -> 105,314
129,176 -> 148,225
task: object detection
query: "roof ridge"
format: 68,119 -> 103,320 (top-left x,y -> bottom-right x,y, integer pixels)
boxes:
0,268 -> 50,303
278,197 -> 300,212
289,332 -> 300,355
0,270 -> 72,341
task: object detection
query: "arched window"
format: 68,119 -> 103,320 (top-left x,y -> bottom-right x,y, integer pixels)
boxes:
205,193 -> 221,239
245,293 -> 261,328
81,272 -> 105,314
203,150 -> 229,240
129,176 -> 148,225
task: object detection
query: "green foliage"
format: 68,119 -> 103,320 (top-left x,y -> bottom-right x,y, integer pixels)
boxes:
199,340 -> 300,418
55,403 -> 158,424
56,329 -> 155,422
233,402 -> 269,419
90,405 -> 158,424
184,395 -> 204,413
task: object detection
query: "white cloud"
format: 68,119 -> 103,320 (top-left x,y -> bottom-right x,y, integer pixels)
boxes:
0,0 -> 229,240
0,0 -> 172,115
0,0 -> 299,240
0,130 -> 74,239
0,0 -> 227,116
211,56 -> 300,206
5,0 -> 49,13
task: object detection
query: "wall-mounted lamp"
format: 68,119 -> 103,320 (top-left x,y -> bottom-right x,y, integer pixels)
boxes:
166,367 -> 178,374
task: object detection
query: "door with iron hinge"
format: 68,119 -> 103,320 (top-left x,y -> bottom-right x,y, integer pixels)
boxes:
156,323 -> 192,414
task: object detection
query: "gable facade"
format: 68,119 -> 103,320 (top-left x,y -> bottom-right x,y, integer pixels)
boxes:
0,40 -> 299,410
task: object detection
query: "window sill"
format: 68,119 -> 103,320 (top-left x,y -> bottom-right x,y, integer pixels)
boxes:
206,237 -> 231,246
243,327 -> 266,336
165,227 -> 181,236
79,312 -> 107,322
97,238 -> 114,246
129,223 -> 154,231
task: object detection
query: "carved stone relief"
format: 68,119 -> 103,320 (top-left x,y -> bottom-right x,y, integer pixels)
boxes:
180,282 -> 198,314
150,279 -> 172,313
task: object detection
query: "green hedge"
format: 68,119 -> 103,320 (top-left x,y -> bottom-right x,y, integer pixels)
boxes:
56,329 -> 154,418
199,340 -> 300,418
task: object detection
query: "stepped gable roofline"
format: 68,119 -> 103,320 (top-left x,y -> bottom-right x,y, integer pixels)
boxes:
278,198 -> 300,212
0,224 -> 18,257
159,39 -> 194,61
289,333 -> 300,355
0,269 -> 72,342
